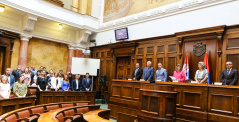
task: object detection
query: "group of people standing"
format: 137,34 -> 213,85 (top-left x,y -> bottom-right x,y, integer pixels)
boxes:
0,65 -> 93,99
132,61 -> 238,85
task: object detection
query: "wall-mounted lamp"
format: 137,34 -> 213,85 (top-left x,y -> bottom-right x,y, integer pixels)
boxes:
59,24 -> 63,29
0,6 -> 5,13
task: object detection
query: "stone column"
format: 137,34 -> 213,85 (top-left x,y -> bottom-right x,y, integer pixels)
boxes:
67,46 -> 75,72
18,35 -> 31,70
75,48 -> 84,58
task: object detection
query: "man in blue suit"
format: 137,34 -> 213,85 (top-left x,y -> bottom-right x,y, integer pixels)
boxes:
82,73 -> 92,91
155,63 -> 167,82
5,68 -> 15,89
143,61 -> 155,81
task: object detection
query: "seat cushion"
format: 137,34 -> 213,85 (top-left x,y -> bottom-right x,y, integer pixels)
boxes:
31,107 -> 44,114
46,105 -> 59,111
76,103 -> 88,106
56,113 -> 64,122
17,110 -> 30,118
4,114 -> 17,122
64,109 -> 75,116
28,115 -> 39,121
61,104 -> 73,108
77,107 -> 89,114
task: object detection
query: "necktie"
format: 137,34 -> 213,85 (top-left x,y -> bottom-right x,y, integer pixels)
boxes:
227,70 -> 230,76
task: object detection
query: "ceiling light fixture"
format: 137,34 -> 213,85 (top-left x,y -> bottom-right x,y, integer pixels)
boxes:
59,24 -> 63,29
0,6 -> 5,13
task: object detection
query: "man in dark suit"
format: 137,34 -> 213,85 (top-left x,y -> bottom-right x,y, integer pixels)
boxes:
221,61 -> 238,85
72,74 -> 81,91
132,63 -> 143,81
5,68 -> 15,89
143,61 -> 155,81
82,73 -> 92,91
12,65 -> 23,82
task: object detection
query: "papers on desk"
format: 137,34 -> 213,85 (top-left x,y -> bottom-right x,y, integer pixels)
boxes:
191,81 -> 198,83
169,76 -> 178,82
128,79 -> 132,80
156,80 -> 161,81
214,82 -> 222,85
140,79 -> 145,81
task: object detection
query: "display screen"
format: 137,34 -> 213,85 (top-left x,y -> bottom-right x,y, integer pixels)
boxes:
115,28 -> 129,41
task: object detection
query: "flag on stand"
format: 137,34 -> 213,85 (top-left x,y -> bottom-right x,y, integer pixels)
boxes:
204,52 -> 211,84
183,53 -> 190,80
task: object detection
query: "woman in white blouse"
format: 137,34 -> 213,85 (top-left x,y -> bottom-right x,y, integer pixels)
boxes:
195,62 -> 208,84
51,72 -> 59,91
0,75 -> 11,99
57,73 -> 63,90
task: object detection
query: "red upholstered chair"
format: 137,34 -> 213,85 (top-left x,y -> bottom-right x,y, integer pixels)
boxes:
63,109 -> 82,122
61,103 -> 74,108
31,107 -> 44,115
17,109 -> 38,122
76,102 -> 89,106
76,107 -> 89,114
29,89 -> 37,96
45,105 -> 59,112
56,113 -> 64,122
2,114 -> 17,122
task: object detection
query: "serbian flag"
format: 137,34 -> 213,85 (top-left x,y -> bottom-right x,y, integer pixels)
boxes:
204,52 -> 211,84
183,53 -> 190,80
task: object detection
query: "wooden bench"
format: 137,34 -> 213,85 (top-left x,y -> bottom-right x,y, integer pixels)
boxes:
83,109 -> 113,122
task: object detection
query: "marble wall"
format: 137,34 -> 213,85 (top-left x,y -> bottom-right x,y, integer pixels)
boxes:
11,38 -> 68,74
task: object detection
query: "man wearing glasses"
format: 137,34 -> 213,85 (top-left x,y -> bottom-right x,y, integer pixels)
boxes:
221,61 -> 238,85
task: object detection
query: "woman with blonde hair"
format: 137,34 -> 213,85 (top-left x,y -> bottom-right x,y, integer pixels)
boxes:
13,74 -> 27,97
23,67 -> 31,86
173,64 -> 185,83
0,75 -> 11,99
51,72 -> 59,91
195,62 -> 208,84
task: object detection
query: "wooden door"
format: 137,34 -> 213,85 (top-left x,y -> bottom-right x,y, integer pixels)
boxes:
0,46 -> 6,75
116,57 -> 131,80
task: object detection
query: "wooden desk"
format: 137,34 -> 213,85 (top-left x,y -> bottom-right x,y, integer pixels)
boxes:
83,109 -> 113,122
110,79 -> 239,122
0,97 -> 36,115
109,79 -> 149,119
38,91 -> 96,105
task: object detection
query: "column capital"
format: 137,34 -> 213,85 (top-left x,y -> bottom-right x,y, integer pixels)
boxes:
20,34 -> 32,41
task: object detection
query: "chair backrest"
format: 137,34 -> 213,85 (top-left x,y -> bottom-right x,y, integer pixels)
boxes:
17,110 -> 30,118
56,113 -> 64,122
77,107 -> 89,114
76,102 -> 89,106
46,105 -> 60,111
3,114 -> 17,122
30,89 -> 37,96
64,109 -> 75,116
31,107 -> 44,114
61,103 -> 74,108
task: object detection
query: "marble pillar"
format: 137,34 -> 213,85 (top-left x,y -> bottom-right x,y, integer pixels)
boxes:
18,35 -> 31,70
67,47 -> 75,72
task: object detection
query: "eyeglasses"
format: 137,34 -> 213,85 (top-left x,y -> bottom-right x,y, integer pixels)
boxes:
226,64 -> 232,65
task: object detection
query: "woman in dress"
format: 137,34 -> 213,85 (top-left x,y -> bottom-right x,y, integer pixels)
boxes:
0,75 -> 11,99
61,75 -> 70,91
23,68 -> 31,86
51,72 -> 59,91
195,62 -> 208,84
173,64 -> 185,83
37,70 -> 48,91
13,74 -> 27,97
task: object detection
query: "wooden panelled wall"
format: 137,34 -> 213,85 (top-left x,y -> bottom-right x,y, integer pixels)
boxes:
90,25 -> 239,93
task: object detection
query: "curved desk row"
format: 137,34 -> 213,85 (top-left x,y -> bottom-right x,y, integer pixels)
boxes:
38,105 -> 110,122
0,101 -> 90,122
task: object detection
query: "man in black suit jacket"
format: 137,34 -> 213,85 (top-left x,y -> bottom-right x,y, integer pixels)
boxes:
221,61 -> 238,85
72,74 -> 82,91
12,65 -> 23,82
132,63 -> 143,81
